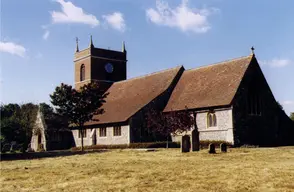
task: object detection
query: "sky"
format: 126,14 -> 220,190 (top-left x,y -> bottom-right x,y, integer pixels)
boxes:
0,0 -> 294,115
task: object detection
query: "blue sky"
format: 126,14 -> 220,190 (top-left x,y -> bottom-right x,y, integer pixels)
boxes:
1,0 -> 294,115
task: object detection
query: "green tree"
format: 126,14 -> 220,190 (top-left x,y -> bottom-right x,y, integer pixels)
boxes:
145,107 -> 195,149
50,82 -> 107,151
39,102 -> 69,134
19,103 -> 39,151
290,112 -> 294,121
0,103 -> 38,152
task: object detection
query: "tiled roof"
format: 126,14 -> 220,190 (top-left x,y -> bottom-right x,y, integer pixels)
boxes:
164,55 -> 254,112
86,66 -> 183,125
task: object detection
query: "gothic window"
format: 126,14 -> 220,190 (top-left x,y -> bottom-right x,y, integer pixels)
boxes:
113,126 -> 121,136
99,127 -> 107,137
248,87 -> 262,116
207,112 -> 217,127
80,64 -> 85,81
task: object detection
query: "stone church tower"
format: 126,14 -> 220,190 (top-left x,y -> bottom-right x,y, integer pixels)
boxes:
74,36 -> 127,90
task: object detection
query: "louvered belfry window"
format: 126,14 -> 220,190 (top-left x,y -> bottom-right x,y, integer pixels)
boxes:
80,64 -> 85,81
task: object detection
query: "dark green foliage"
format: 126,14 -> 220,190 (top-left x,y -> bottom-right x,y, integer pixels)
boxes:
50,82 -> 107,151
290,112 -> 294,121
39,102 -> 68,132
145,106 -> 194,148
145,108 -> 194,137
0,103 -> 38,152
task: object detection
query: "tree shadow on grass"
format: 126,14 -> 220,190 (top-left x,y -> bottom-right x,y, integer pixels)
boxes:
0,149 -> 108,161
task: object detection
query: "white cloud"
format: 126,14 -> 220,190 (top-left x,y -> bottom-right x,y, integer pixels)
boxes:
51,0 -> 99,27
103,12 -> 126,32
43,30 -> 50,40
261,58 -> 292,68
0,41 -> 26,57
283,101 -> 294,105
146,0 -> 218,33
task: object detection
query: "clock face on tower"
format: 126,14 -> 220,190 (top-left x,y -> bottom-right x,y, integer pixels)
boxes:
105,63 -> 113,73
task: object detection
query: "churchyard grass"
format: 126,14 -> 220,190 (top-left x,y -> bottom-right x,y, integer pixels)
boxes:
1,147 -> 294,192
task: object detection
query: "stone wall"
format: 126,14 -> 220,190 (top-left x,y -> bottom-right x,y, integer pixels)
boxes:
30,110 -> 47,151
172,109 -> 234,144
72,125 -> 130,147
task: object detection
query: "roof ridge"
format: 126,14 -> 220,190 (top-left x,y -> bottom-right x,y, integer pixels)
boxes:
115,65 -> 183,84
186,55 -> 252,72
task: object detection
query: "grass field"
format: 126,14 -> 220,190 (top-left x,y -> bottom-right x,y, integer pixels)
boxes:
1,147 -> 294,192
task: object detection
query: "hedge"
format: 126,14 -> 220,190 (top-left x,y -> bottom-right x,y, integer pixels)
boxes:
71,141 -> 180,151
71,140 -> 233,151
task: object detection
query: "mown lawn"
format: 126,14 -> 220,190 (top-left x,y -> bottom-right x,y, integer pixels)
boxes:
1,147 -> 294,192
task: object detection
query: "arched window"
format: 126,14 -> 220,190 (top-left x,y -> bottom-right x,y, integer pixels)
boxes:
207,112 -> 217,127
80,64 -> 85,81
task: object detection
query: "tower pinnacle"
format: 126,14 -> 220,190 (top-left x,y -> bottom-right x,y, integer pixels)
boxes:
75,37 -> 79,52
89,35 -> 94,48
122,41 -> 126,53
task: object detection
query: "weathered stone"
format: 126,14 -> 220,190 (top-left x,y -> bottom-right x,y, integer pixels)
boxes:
181,135 -> 191,153
220,143 -> 227,152
208,143 -> 216,154
191,129 -> 200,151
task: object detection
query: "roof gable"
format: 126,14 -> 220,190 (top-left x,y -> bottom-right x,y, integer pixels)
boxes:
164,55 -> 254,112
86,66 -> 183,125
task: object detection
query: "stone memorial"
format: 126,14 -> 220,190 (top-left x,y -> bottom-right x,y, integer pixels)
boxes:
208,143 -> 216,154
181,135 -> 191,153
220,143 -> 227,152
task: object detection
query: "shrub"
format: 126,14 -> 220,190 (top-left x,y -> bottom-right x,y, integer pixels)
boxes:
71,141 -> 180,151
71,140 -> 234,151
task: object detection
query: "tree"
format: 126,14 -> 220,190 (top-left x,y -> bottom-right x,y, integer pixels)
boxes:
19,103 -> 39,151
0,103 -> 38,152
290,112 -> 294,121
50,82 -> 107,151
145,107 -> 194,148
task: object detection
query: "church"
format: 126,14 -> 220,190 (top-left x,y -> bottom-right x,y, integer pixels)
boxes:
71,37 -> 294,147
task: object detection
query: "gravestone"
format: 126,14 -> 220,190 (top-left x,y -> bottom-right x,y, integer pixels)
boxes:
191,129 -> 200,151
208,143 -> 216,154
220,143 -> 227,152
181,135 -> 191,153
